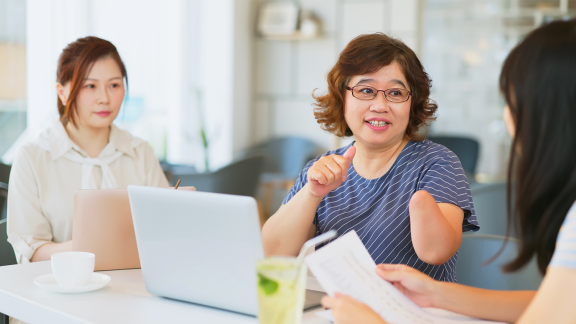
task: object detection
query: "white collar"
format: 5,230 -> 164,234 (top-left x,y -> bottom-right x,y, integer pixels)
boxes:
34,121 -> 145,189
39,121 -> 141,160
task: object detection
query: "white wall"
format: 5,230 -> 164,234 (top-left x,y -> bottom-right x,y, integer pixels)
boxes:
252,0 -> 420,152
422,1 -> 516,179
24,0 -> 192,163
251,0 -> 510,179
3,0 -> 91,163
90,0 -> 189,164
18,0 -> 254,171
26,0 -> 90,139
233,1 -> 257,154
197,0 -> 255,170
19,0 -> 421,171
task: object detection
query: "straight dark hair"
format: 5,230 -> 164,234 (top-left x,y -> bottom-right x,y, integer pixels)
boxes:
500,19 -> 576,274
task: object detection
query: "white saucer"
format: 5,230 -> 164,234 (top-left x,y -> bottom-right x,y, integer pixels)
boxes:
34,273 -> 111,293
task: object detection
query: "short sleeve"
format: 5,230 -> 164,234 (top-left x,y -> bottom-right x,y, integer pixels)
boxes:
550,203 -> 576,269
140,142 -> 169,188
6,147 -> 53,263
281,159 -> 322,234
417,147 -> 479,232
282,144 -> 350,205
281,160 -> 312,205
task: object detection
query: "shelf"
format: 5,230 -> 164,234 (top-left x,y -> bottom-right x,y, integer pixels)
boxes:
259,31 -> 324,41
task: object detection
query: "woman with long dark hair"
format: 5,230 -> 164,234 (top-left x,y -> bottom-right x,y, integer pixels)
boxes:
321,19 -> 576,324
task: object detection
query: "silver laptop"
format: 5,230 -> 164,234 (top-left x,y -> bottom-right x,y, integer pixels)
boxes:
127,186 -> 324,316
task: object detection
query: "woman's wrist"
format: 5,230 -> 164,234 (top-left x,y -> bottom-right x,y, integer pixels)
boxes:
303,183 -> 327,201
430,281 -> 456,309
31,240 -> 72,262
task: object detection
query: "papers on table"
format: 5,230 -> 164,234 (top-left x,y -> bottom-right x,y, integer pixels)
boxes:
305,231 -> 506,324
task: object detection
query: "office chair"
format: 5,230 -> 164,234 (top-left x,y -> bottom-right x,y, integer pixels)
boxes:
176,156 -> 265,198
456,234 -> 542,290
0,184 -> 6,220
0,218 -> 17,324
470,182 -> 517,238
427,136 -> 480,178
236,137 -> 321,216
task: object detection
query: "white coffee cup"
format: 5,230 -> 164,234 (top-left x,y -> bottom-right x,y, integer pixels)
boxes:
51,252 -> 95,287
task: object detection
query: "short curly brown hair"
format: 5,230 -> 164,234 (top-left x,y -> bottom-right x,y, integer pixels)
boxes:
313,33 -> 437,141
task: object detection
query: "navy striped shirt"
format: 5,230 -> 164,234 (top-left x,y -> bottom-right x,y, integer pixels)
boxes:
283,140 -> 479,282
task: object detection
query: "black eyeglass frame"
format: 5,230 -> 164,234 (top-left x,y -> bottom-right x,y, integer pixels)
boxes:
346,85 -> 412,103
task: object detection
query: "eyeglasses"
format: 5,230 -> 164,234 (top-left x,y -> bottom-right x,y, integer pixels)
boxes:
346,85 -> 411,103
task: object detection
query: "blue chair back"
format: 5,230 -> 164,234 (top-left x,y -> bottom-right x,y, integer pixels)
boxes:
239,137 -> 320,179
0,219 -> 16,267
176,156 -> 265,197
164,164 -> 197,185
0,163 -> 9,221
471,182 -> 516,238
0,186 -> 6,221
0,218 -> 14,324
456,234 -> 542,290
427,136 -> 479,176
0,163 -> 9,185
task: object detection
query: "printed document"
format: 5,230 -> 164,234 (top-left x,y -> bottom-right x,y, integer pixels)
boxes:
305,231 -> 506,324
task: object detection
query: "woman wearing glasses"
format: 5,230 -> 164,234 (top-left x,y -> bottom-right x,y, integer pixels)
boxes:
262,33 -> 478,282
321,19 -> 576,324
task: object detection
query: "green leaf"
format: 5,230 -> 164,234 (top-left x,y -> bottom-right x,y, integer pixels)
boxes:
258,273 -> 279,295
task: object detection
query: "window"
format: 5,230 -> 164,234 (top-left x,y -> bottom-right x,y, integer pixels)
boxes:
0,0 -> 26,160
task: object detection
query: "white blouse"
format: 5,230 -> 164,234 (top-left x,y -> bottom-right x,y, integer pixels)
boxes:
6,121 -> 169,264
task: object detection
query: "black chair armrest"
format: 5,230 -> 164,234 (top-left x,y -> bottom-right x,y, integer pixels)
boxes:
0,184 -> 6,199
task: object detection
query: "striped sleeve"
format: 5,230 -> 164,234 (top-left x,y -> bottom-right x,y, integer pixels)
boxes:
550,203 -> 576,269
282,144 -> 350,205
282,159 -> 313,205
281,159 -> 321,234
416,146 -> 479,232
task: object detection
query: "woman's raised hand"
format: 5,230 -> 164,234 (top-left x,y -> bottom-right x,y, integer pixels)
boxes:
376,264 -> 439,308
306,146 -> 356,198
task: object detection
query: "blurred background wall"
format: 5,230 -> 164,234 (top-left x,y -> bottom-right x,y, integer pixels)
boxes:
3,0 -> 567,288
1,0 -> 576,179
0,0 -> 26,162
252,0 -> 419,154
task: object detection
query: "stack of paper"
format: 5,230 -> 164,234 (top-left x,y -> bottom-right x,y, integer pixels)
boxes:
305,231 -> 506,324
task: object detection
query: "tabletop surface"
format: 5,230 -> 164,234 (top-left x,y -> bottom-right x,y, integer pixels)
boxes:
0,261 -> 330,324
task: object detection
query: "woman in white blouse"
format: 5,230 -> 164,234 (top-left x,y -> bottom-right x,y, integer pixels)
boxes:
7,36 -> 169,264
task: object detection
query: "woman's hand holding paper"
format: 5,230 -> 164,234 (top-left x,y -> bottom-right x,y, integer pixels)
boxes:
376,264 -> 439,308
321,292 -> 387,324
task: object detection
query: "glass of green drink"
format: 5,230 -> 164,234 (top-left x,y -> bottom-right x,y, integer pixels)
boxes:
256,257 -> 307,324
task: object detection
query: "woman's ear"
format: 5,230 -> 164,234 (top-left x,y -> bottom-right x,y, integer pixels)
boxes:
56,82 -> 70,106
503,105 -> 516,138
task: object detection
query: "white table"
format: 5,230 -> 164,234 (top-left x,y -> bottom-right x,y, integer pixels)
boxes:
0,262 -> 330,324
